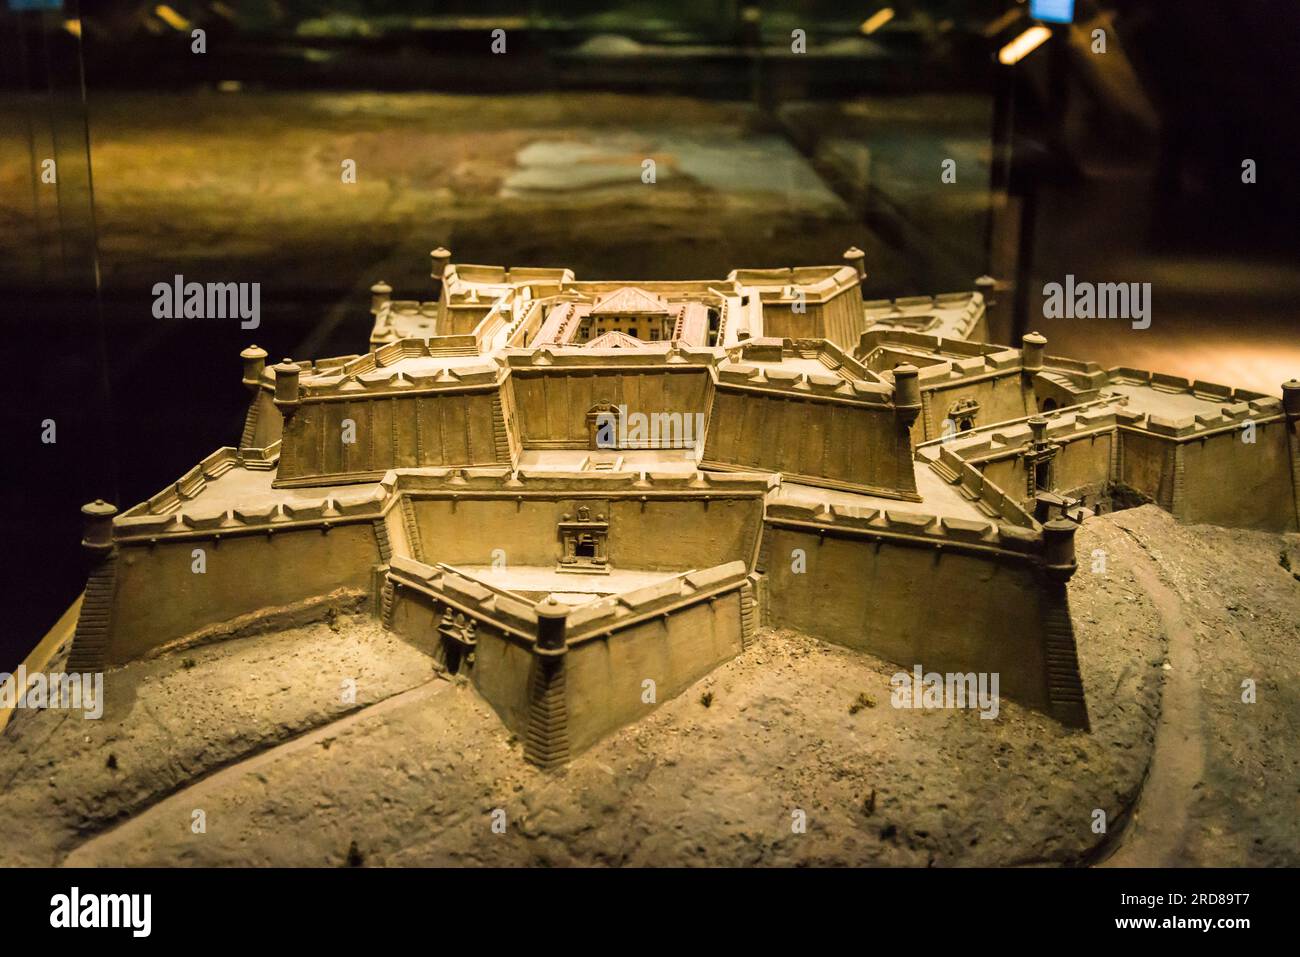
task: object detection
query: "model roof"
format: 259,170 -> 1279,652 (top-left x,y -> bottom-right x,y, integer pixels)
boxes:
590,287 -> 673,316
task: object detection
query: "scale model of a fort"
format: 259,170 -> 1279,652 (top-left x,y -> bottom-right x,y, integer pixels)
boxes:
64,248 -> 1299,767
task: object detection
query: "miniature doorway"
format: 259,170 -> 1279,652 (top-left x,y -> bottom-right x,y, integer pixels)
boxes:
557,505 -> 610,574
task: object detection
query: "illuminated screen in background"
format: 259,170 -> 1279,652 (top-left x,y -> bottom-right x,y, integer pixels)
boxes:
1030,0 -> 1075,24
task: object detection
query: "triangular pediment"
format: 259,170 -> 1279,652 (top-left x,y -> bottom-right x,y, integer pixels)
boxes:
586,331 -> 646,349
590,287 -> 671,316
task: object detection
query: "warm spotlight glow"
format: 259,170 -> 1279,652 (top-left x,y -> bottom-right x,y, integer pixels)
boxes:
62,19 -> 81,38
860,9 -> 895,36
154,5 -> 191,31
998,25 -> 1051,65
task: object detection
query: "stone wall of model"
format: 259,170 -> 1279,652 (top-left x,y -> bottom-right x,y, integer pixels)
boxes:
70,473 -> 389,668
67,468 -> 772,675
759,499 -> 1089,729
759,281 -> 864,350
384,557 -> 753,766
269,354 -> 511,486
702,377 -> 917,498
507,361 -> 713,450
699,343 -> 917,498
923,375 -> 1300,532
406,494 -> 764,572
276,389 -> 509,486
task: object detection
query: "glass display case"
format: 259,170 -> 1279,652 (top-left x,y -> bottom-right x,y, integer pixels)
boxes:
2,1 -> 1298,880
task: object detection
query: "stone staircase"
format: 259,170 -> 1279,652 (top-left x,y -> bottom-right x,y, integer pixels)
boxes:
525,660 -> 570,768
399,497 -> 424,562
490,393 -> 512,463
1041,582 -> 1090,730
239,400 -> 261,451
66,555 -> 117,673
1034,369 -> 1101,410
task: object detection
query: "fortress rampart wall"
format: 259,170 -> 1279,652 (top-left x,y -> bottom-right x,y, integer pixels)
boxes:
107,523 -> 380,665
506,358 -> 713,450
1120,419 -> 1293,530
980,430 -> 1116,509
272,361 -> 512,486
852,327 -> 1045,442
1107,369 -> 1294,530
921,374 -> 1297,531
759,278 -> 865,351
936,406 -> 1121,511
702,384 -> 917,498
564,584 -> 744,754
261,338 -> 925,501
701,353 -> 915,498
71,469 -> 772,671
406,490 -> 766,572
760,501 -> 1087,728
384,558 -> 751,766
915,368 -> 1035,445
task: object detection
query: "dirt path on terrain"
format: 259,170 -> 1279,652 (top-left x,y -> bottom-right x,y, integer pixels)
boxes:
63,679 -> 447,866
1098,532 -> 1206,867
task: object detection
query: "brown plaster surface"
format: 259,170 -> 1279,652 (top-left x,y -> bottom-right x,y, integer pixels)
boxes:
775,464 -> 986,521
152,464 -> 374,516
451,565 -> 677,596
1105,381 -> 1232,418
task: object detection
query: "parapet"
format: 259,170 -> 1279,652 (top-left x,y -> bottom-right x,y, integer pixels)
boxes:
503,343 -> 719,369
111,463 -> 778,546
859,331 -> 1024,384
382,466 -> 778,498
728,264 -> 861,304
388,556 -> 751,653
563,562 -> 750,641
764,495 -> 1047,562
116,468 -> 391,543
919,399 -> 1127,466
863,291 -> 986,341
265,340 -> 506,403
1103,368 -> 1285,438
388,557 -> 541,640
713,337 -> 894,405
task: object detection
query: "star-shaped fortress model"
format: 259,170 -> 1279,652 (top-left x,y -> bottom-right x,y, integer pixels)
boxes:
64,247 -> 1300,767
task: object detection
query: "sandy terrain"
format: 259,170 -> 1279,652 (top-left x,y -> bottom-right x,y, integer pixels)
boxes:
1,505 -> 1296,867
